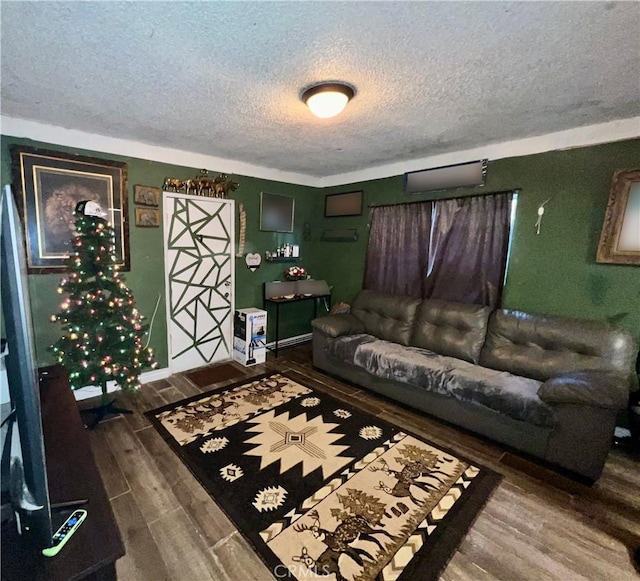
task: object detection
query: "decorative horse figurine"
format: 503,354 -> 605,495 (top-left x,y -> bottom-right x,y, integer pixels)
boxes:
197,178 -> 216,197
213,174 -> 239,198
183,179 -> 199,195
162,177 -> 184,192
165,171 -> 239,198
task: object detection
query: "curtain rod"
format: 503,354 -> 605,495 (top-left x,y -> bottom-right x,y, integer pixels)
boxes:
368,188 -> 521,209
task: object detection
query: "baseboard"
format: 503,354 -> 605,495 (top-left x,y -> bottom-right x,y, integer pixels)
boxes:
266,333 -> 312,350
140,367 -> 171,383
73,367 -> 171,401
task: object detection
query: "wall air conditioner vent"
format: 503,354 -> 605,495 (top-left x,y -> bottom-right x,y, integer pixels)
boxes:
404,159 -> 488,194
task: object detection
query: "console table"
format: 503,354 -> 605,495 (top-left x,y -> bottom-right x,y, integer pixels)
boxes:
263,294 -> 330,357
1,366 -> 124,580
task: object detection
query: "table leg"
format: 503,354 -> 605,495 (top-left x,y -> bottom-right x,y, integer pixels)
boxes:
275,302 -> 280,358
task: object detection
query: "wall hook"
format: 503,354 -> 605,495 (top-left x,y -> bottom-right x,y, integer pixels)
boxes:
535,198 -> 551,235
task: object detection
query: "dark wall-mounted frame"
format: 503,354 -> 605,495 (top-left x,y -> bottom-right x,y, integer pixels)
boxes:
404,159 -> 488,195
11,146 -> 130,273
260,192 -> 294,232
596,168 -> 640,265
324,190 -> 363,217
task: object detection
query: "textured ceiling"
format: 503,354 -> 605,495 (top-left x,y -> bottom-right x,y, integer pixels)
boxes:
1,2 -> 639,181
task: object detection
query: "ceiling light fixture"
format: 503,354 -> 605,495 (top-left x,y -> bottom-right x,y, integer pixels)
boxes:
302,82 -> 355,119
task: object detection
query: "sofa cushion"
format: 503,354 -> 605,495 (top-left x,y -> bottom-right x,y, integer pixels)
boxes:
311,314 -> 365,338
325,333 -> 378,364
479,310 -> 638,384
352,339 -> 554,427
410,299 -> 490,364
351,290 -> 421,346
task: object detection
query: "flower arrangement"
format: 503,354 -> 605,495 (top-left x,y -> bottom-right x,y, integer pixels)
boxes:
284,265 -> 307,281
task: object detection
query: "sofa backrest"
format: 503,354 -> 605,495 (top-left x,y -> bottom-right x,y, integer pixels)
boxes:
410,299 -> 491,363
479,309 -> 638,384
352,290 -> 420,346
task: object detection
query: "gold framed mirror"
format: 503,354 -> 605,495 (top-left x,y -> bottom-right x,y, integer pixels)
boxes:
596,168 -> 640,265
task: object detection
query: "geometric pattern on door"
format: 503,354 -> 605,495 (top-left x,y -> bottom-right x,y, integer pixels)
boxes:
166,196 -> 232,368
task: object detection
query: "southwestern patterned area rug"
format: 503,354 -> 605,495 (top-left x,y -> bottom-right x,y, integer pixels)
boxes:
146,372 -> 502,580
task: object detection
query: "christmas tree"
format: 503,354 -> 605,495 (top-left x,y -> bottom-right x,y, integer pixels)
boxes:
50,203 -> 156,398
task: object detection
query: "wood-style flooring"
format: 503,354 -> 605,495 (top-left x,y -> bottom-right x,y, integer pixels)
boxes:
82,344 -> 640,580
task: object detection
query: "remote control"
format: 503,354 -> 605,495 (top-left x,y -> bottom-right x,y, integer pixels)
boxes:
42,509 -> 87,557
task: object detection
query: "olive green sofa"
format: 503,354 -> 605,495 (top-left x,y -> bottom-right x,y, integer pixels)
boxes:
312,290 -> 638,481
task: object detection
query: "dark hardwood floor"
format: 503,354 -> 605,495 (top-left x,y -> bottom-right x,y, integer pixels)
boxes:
83,344 -> 640,580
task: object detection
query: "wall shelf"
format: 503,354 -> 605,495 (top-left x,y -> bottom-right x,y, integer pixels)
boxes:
321,228 -> 358,242
264,256 -> 300,263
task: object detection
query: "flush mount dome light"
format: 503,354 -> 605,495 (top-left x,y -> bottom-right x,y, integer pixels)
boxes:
302,82 -> 355,119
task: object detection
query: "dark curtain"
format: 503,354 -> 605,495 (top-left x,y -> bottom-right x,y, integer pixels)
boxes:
363,202 -> 432,298
363,192 -> 512,308
425,193 -> 513,307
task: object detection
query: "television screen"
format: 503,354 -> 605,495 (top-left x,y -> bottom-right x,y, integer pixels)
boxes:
1,185 -> 53,548
324,191 -> 363,217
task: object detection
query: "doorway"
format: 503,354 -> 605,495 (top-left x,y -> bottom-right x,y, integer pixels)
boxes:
163,193 -> 235,373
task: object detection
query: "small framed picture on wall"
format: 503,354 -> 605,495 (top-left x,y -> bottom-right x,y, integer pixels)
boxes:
134,185 -> 160,207
135,207 -> 160,227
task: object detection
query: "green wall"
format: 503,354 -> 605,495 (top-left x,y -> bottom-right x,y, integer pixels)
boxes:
312,139 -> 640,342
3,134 -> 639,371
1,136 -> 322,368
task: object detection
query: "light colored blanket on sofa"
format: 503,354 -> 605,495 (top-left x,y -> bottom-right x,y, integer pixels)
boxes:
327,334 -> 554,427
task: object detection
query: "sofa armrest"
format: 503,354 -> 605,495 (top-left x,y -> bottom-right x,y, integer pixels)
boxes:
538,370 -> 629,410
311,314 -> 365,338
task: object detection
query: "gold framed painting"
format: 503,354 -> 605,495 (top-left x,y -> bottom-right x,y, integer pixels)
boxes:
11,146 -> 130,273
597,169 -> 640,265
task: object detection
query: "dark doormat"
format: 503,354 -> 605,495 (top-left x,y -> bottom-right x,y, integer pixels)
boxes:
185,362 -> 245,388
146,372 -> 502,580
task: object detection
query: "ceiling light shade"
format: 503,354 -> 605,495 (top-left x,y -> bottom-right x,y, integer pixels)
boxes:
302,82 -> 355,119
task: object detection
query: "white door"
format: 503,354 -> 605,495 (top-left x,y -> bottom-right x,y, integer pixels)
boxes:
163,193 -> 234,373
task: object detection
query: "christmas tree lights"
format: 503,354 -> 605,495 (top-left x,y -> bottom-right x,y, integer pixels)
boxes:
50,209 -> 156,395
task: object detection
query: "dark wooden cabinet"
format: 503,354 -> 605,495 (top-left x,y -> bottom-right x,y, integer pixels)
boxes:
1,366 -> 124,580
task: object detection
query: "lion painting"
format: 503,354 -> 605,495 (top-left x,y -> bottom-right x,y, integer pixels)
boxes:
42,183 -> 101,255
